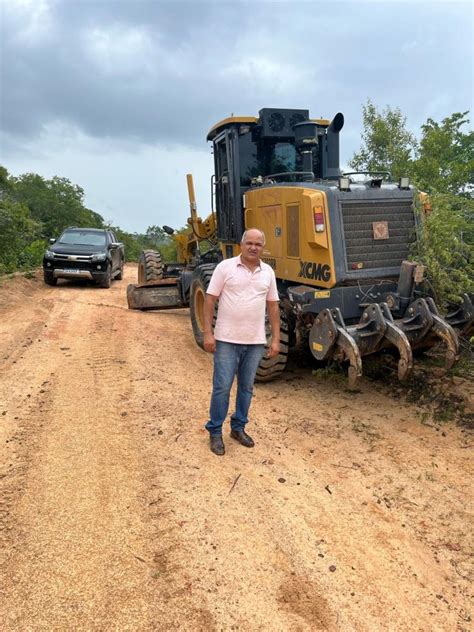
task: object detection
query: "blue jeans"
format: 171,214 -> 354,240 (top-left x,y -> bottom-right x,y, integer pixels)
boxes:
206,341 -> 265,437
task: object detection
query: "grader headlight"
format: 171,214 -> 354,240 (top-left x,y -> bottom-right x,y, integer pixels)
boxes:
339,176 -> 351,191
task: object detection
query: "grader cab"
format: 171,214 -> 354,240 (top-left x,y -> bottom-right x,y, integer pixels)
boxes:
127,107 -> 473,385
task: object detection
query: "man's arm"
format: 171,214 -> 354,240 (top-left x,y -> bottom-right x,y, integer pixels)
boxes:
203,293 -> 218,353
266,300 -> 280,358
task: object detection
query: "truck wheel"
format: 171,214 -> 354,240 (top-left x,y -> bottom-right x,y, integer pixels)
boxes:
44,271 -> 57,286
115,260 -> 124,280
138,250 -> 163,285
190,265 -> 217,349
255,306 -> 289,382
99,268 -> 112,288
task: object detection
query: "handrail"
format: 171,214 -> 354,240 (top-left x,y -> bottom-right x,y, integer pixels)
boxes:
343,171 -> 392,180
263,171 -> 315,182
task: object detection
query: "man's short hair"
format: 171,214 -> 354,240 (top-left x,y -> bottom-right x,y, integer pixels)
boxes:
241,228 -> 266,246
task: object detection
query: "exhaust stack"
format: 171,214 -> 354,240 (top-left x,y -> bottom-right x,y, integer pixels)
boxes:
325,112 -> 344,179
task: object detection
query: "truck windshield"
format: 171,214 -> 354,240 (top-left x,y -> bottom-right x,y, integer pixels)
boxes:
59,232 -> 106,246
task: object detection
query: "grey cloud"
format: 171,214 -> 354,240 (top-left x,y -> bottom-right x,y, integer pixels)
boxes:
1,1 -> 472,233
0,1 -> 472,155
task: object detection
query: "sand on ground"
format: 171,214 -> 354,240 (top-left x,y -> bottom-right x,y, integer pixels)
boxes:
0,265 -> 472,631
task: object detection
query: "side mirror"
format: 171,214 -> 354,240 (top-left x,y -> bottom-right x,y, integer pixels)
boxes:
109,242 -> 120,249
49,238 -> 56,244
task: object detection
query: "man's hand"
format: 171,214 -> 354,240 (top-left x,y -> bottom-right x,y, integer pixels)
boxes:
203,332 -> 216,353
203,294 -> 218,353
266,339 -> 280,358
266,300 -> 281,359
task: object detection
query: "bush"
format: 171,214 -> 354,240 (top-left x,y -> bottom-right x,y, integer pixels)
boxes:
0,198 -> 42,273
18,239 -> 48,269
413,193 -> 474,307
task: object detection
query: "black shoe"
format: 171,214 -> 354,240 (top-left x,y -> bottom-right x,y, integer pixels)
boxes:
210,435 -> 225,456
230,429 -> 255,448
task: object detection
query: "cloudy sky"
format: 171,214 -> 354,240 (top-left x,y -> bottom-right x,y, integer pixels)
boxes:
1,0 -> 472,233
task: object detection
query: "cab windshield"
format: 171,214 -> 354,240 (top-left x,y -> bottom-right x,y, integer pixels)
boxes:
59,231 -> 106,247
238,133 -> 321,185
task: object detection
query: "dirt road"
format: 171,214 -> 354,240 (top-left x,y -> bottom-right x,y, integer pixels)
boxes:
0,265 -> 472,631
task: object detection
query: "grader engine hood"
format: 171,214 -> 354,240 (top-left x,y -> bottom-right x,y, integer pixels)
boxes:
326,185 -> 418,283
244,181 -> 418,289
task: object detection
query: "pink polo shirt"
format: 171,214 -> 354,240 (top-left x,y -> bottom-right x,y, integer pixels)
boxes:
206,255 -> 279,344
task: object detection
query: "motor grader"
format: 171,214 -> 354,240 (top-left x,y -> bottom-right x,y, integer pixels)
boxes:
127,107 -> 473,385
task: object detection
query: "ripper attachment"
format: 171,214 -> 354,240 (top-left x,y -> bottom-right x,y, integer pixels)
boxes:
309,298 -> 459,387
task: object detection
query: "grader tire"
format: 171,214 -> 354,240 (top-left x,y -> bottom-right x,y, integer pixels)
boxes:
190,265 -> 217,349
255,306 -> 289,382
138,250 -> 163,285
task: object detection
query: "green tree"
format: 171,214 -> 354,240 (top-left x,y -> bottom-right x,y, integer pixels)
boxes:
413,194 -> 473,306
146,224 -> 169,244
110,227 -> 144,261
0,165 -> 181,272
0,198 -> 43,273
0,166 -> 109,273
349,99 -> 417,180
0,165 -> 13,192
11,173 -> 104,237
413,112 -> 474,195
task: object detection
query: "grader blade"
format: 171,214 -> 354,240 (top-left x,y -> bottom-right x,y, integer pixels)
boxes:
127,279 -> 185,310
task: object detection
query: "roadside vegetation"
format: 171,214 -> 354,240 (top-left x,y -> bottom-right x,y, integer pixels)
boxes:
0,167 -> 178,274
1,102 -> 472,307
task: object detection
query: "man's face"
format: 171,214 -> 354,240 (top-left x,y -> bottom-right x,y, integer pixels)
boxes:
241,231 -> 265,264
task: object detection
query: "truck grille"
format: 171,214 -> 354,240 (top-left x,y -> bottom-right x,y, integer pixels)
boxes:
54,258 -> 93,271
341,200 -> 416,270
54,254 -> 92,262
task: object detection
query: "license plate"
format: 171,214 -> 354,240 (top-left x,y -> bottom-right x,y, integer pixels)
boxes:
67,269 -> 81,274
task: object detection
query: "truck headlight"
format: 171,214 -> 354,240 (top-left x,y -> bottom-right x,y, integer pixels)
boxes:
44,250 -> 55,260
91,253 -> 107,261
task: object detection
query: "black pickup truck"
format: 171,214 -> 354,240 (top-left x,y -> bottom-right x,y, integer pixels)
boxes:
43,227 -> 124,288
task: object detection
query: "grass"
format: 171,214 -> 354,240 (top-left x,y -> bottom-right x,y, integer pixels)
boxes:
311,362 -> 346,383
352,420 -> 382,443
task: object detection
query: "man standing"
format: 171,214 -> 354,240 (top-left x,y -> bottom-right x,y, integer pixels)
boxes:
203,228 -> 280,456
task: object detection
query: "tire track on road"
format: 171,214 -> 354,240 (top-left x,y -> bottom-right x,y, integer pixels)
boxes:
0,281 -> 215,630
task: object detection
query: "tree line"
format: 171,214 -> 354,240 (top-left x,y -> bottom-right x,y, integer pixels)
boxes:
0,167 -> 177,274
0,101 -> 472,305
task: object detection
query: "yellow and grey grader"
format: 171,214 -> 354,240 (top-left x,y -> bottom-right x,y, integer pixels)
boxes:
127,107 -> 473,385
